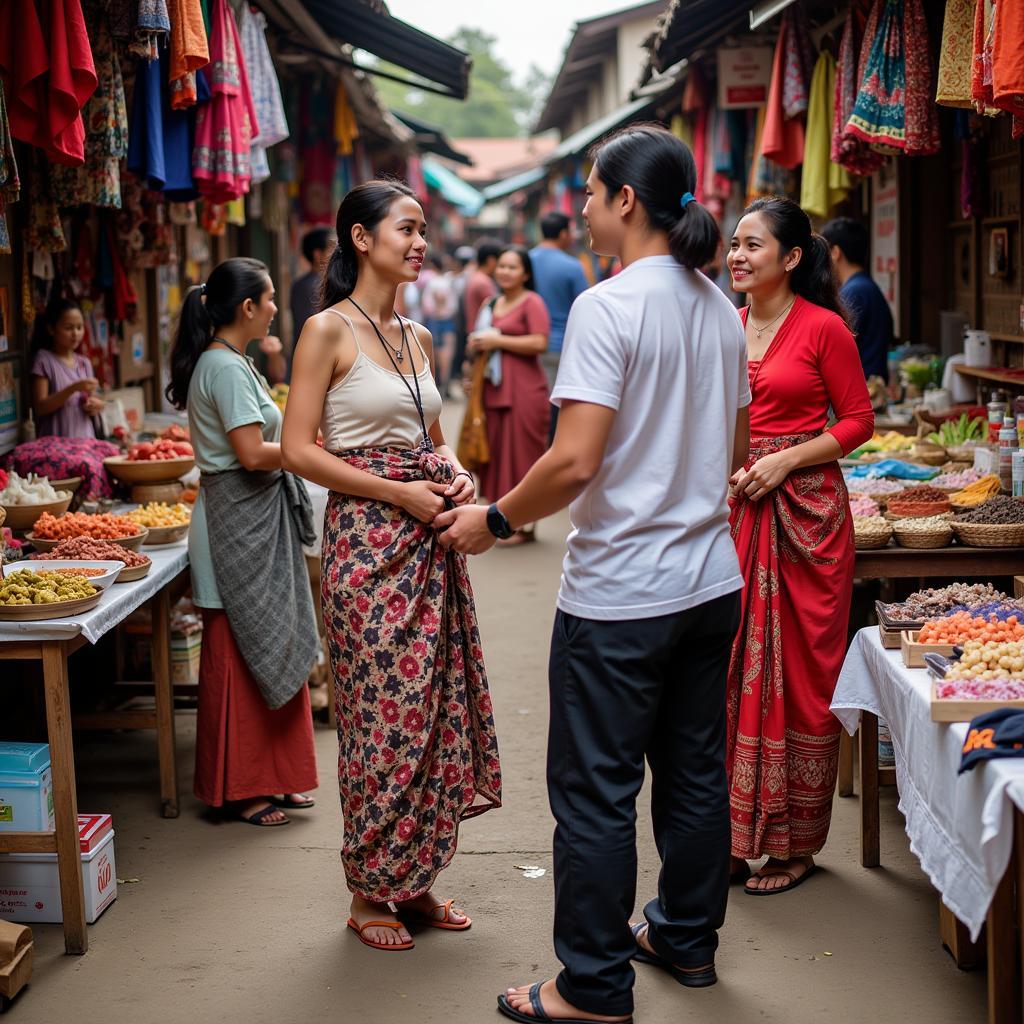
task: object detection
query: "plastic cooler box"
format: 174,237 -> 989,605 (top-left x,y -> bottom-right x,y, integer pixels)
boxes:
0,814 -> 116,924
0,743 -> 54,832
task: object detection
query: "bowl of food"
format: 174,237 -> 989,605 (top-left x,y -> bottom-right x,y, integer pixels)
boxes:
104,439 -> 195,484
125,502 -> 191,546
0,471 -> 73,530
26,512 -> 148,552
2,559 -> 124,591
30,537 -> 153,582
0,567 -> 102,620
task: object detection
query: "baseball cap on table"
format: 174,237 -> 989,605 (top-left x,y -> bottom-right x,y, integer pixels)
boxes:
958,708 -> 1024,774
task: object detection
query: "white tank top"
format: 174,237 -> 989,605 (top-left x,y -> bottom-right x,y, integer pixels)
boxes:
319,309 -> 442,453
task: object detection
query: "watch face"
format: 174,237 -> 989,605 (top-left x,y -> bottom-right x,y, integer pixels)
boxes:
487,504 -> 512,539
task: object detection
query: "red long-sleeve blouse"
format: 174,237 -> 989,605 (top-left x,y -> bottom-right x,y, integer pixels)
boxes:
741,295 -> 875,454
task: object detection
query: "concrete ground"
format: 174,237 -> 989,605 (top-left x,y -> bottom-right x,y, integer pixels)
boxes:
9,481 -> 987,1023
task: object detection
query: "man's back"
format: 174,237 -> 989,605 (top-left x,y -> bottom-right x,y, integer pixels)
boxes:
840,270 -> 892,379
529,246 -> 589,354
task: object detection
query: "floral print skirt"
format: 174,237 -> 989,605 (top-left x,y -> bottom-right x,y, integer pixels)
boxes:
321,446 -> 502,902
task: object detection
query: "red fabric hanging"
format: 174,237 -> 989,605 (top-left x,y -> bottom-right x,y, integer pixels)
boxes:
761,12 -> 805,169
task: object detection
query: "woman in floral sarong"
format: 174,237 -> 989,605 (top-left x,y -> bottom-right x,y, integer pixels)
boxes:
725,197 -> 873,895
282,180 -> 501,951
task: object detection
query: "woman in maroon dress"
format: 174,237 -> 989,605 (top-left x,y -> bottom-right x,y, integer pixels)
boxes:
469,246 -> 551,544
725,197 -> 874,895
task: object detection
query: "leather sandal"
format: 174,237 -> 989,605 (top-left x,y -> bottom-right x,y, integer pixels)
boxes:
346,917 -> 415,951
630,923 -> 717,988
497,982 -> 633,1023
237,804 -> 289,827
745,862 -> 817,896
399,898 -> 472,931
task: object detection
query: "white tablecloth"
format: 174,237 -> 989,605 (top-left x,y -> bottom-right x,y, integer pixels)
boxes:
0,541 -> 189,645
832,628 -> 1024,939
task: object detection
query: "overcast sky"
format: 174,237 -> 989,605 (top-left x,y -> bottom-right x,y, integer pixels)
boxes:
384,0 -> 639,81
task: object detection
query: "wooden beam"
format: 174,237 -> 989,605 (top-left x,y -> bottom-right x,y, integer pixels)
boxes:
0,832 -> 57,854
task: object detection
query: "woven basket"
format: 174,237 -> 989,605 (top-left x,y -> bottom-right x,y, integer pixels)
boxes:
952,521 -> 1024,548
885,499 -> 952,519
855,525 -> 893,550
909,445 -> 949,466
945,443 -> 982,463
893,523 -> 953,549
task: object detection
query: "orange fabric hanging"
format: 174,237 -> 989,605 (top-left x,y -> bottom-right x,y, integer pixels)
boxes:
168,0 -> 209,109
761,15 -> 805,169
991,0 -> 1024,116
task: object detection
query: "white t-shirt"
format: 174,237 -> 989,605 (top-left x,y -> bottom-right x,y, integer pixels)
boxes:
550,255 -> 751,621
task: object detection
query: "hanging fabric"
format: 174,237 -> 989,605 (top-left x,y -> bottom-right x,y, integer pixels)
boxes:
192,0 -> 259,203
0,82 -> 19,255
238,5 -> 289,183
133,0 -> 171,61
801,52 -> 853,219
334,80 -> 359,157
990,0 -> 1024,132
936,0 -> 979,109
168,0 -> 209,109
761,7 -> 813,169
845,0 -> 940,156
748,106 -> 797,202
832,3 -> 884,174
25,155 -> 67,253
682,69 -> 709,201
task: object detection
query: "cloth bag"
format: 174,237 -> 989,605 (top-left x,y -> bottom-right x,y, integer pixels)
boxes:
457,351 -> 490,472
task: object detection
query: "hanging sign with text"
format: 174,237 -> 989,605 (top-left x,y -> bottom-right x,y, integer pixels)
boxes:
717,47 -> 774,109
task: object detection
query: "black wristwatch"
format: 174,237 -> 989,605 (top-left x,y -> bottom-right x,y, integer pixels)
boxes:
486,503 -> 513,539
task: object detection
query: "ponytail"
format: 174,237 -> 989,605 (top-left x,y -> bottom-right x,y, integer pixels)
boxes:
590,123 -> 720,270
165,257 -> 271,409
319,179 -> 418,311
742,197 -> 848,323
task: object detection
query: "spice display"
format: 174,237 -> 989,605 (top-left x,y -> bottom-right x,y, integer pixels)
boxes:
891,515 -> 953,533
31,511 -> 144,540
950,600 -> 1024,621
941,640 -> 1024,682
851,478 -> 905,494
891,485 -> 951,503
849,496 -> 880,516
127,438 -> 195,461
125,502 -> 191,528
32,537 -> 149,566
31,567 -> 107,579
854,515 -> 889,530
955,495 -> 1024,524
0,568 -> 97,606
0,471 -> 64,505
935,678 -> 1024,700
918,612 -> 1024,645
882,583 -> 1007,622
931,468 -> 984,489
951,475 -> 1002,507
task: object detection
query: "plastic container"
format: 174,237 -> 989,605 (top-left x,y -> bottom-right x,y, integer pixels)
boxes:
989,398 -> 1008,443
965,330 -> 992,366
0,744 -> 53,833
999,415 -> 1018,491
1013,450 -> 1024,497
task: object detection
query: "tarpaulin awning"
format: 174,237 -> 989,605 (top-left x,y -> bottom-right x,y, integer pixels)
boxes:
421,156 -> 485,216
301,0 -> 472,99
547,95 -> 657,163
645,0 -> 753,78
392,111 -> 472,166
482,166 -> 547,202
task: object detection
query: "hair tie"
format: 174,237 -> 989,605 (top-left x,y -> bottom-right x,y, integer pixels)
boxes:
680,192 -> 696,209
200,283 -> 207,296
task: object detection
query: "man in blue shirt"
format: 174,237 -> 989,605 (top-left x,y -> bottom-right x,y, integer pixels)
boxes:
530,213 -> 590,441
821,217 -> 893,380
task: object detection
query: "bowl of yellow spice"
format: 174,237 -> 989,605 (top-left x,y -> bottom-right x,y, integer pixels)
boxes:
0,568 -> 102,620
126,502 -> 192,546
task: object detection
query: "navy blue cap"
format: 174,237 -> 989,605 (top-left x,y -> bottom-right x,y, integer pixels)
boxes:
958,708 -> 1024,774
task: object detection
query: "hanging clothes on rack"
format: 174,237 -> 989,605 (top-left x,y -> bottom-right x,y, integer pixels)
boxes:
133,0 -> 171,61
0,82 -> 19,255
192,0 -> 259,203
238,5 -> 288,184
748,105 -> 797,203
25,155 -> 66,253
832,3 -> 884,175
801,51 -> 853,219
761,6 -> 814,169
845,0 -> 940,156
168,0 -> 209,109
990,0 -> 1024,136
936,0 -> 979,109
334,80 -> 359,157
681,68 -> 709,201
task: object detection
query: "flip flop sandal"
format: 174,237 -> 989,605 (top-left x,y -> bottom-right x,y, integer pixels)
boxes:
238,804 -> 290,827
497,983 -> 633,1024
271,794 -> 316,809
730,862 -> 752,886
745,863 -> 818,896
346,918 -> 415,952
630,923 -> 717,988
399,898 -> 472,931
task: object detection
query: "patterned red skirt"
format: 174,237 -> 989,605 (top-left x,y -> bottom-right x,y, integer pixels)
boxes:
727,435 -> 853,860
321,446 -> 502,902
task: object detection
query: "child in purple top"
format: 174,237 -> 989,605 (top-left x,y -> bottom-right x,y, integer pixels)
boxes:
30,299 -> 104,438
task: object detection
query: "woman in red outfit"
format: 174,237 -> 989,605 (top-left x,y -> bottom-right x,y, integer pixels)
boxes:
469,245 -> 551,544
725,197 -> 873,895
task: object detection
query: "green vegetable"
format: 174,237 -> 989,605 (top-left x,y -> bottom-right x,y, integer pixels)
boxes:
927,413 -> 985,446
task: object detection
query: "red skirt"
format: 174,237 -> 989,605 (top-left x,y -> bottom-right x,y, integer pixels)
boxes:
194,609 -> 319,807
726,435 -> 853,859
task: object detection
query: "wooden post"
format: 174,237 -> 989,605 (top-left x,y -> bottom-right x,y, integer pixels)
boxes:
149,586 -> 179,819
986,832 -> 1021,1024
838,729 -> 855,797
41,642 -> 87,954
859,711 -> 880,868
939,900 -> 985,970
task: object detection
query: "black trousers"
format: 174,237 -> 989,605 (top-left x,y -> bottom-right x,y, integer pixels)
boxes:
547,590 -> 741,1016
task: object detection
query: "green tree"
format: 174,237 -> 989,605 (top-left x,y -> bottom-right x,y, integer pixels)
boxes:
371,28 -> 548,138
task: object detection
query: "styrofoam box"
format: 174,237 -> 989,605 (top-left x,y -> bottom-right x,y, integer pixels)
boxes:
0,742 -> 54,832
0,814 -> 116,924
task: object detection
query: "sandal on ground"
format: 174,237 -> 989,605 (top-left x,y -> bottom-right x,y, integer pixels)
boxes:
630,923 -> 717,988
346,917 -> 415,952
399,898 -> 472,931
237,804 -> 290,827
270,793 -> 316,809
497,983 -> 633,1024
730,861 -> 752,886
745,861 -> 818,897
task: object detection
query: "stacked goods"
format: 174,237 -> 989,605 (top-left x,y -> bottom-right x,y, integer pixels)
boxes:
127,438 -> 193,461
886,485 -> 952,518
125,502 -> 191,528
950,475 -> 1002,508
853,515 -> 892,549
0,569 -> 96,606
32,537 -> 149,567
931,468 -> 984,490
936,678 -> 1024,700
954,495 -> 1024,524
0,472 -> 64,505
918,612 -> 1024,645
849,496 -> 880,517
950,599 -> 1024,619
940,640 -> 1024,683
891,514 -> 953,548
881,583 -> 1006,623
31,512 -> 143,540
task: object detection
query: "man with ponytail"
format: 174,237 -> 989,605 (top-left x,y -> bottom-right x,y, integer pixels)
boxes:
725,197 -> 874,895
437,125 -> 750,1023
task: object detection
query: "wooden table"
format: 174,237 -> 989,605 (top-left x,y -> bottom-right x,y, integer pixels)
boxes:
0,547 -> 188,954
855,544 -> 1024,580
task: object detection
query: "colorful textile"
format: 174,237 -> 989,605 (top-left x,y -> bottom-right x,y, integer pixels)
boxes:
25,156 -> 66,252
193,0 -> 258,203
168,0 -> 209,109
681,69 -> 709,202
51,15 -> 128,208
0,0 -> 97,166
801,52 -> 853,219
322,446 -> 501,901
749,105 -> 798,201
3,436 -> 119,498
781,5 -> 815,118
761,8 -> 809,169
238,5 -> 288,183
992,0 -> 1024,117
132,0 -> 170,60
832,5 -> 885,175
0,81 -> 18,254
334,80 -> 359,157
936,0 -> 978,108
846,0 -> 940,155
